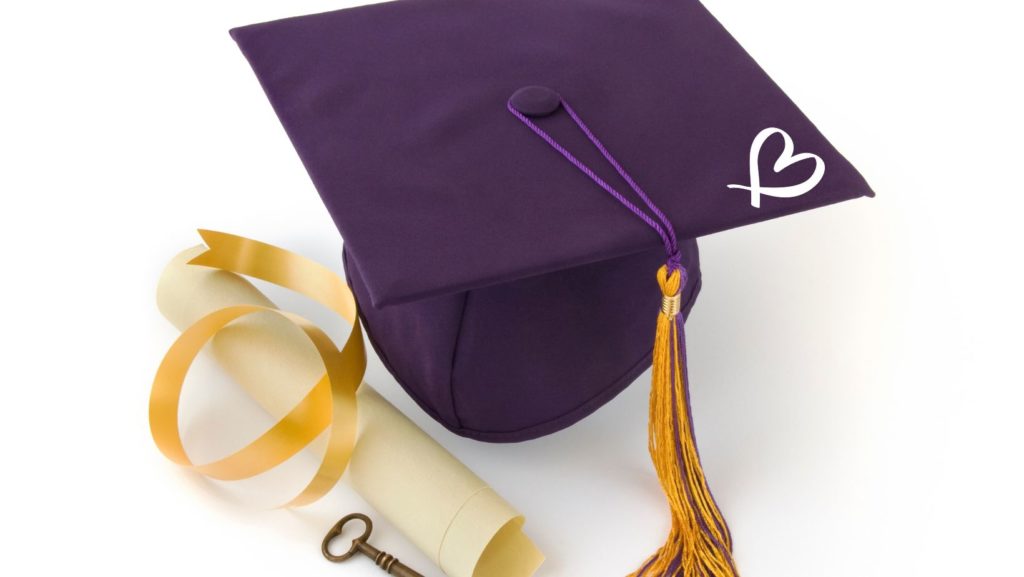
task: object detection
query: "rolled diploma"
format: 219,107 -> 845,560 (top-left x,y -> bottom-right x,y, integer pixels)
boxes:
157,247 -> 543,577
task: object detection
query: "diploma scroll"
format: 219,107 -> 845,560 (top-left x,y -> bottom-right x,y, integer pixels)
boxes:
157,246 -> 543,577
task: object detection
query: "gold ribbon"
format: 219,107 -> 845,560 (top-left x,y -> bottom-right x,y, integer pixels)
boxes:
149,230 -> 366,507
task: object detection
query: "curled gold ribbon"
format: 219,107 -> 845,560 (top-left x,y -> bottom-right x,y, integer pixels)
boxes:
149,230 -> 366,507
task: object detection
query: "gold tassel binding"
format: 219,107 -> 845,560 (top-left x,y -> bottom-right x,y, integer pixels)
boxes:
628,265 -> 738,577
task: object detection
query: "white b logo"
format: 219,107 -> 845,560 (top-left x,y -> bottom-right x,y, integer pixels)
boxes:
727,127 -> 825,208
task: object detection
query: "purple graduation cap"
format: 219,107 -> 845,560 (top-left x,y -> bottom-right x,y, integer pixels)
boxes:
232,0 -> 872,574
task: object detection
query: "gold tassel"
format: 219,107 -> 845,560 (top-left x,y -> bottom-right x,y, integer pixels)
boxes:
628,265 -> 739,577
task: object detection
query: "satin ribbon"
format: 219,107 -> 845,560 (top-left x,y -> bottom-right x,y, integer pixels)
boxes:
149,230 -> 366,507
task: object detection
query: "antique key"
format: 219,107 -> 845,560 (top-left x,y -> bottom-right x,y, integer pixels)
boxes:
322,513 -> 425,577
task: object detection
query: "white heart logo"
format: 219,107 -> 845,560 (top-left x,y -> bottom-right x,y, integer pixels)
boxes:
727,127 -> 825,208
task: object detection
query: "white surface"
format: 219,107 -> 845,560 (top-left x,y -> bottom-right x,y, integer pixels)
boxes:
1,1 -> 1021,575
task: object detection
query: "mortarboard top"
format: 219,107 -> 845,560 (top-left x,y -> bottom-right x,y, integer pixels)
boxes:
230,0 -> 873,310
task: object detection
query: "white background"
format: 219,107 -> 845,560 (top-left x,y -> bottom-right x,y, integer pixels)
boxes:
2,1 -> 1022,575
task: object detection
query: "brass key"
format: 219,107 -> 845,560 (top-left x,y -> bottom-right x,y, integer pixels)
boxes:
322,513 -> 425,577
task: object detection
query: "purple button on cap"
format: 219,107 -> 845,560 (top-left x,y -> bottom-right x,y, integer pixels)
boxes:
510,86 -> 561,117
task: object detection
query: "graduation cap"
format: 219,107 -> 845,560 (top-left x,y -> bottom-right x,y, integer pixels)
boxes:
231,0 -> 873,574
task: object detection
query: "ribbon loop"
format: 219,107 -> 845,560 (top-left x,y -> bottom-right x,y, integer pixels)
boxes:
149,231 -> 366,507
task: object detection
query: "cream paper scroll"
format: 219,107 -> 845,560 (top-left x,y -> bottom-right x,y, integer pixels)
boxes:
157,246 -> 544,577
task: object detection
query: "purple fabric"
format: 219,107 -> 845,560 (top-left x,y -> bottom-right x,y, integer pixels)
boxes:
231,0 -> 873,442
344,243 -> 702,441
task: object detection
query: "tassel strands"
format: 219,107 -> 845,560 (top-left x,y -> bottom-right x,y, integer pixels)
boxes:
507,92 -> 739,577
629,265 -> 738,577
